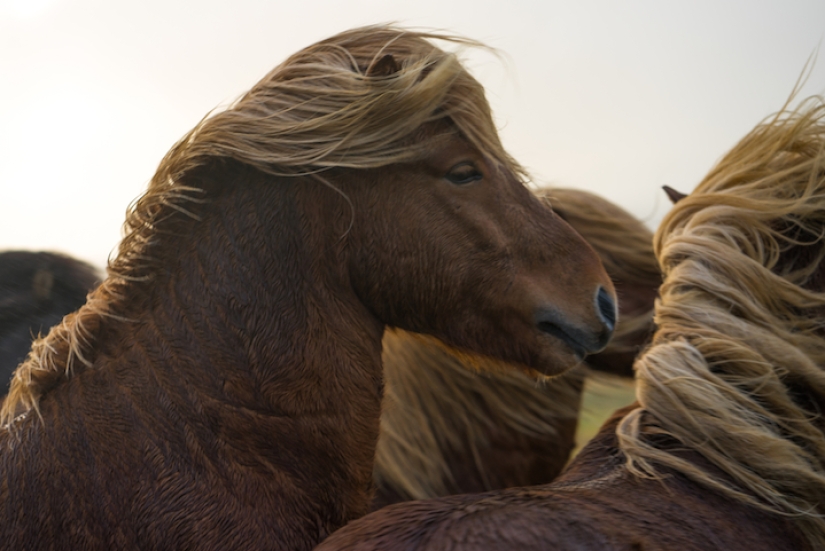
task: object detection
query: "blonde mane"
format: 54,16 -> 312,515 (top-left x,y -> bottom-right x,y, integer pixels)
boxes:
376,187 -> 659,501
376,329 -> 584,501
2,25 -> 524,427
616,95 -> 825,549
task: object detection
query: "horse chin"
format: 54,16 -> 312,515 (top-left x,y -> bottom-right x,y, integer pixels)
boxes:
527,334 -> 588,377
451,319 -> 592,379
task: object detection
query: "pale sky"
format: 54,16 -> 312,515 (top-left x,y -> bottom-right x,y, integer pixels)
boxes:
2,0 -> 824,269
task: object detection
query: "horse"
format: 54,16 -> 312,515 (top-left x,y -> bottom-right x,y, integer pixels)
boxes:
315,95 -> 825,551
373,187 -> 659,508
0,26 -> 616,551
0,251 -> 100,394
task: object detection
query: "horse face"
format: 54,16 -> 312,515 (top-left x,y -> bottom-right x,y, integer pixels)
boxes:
345,128 -> 617,376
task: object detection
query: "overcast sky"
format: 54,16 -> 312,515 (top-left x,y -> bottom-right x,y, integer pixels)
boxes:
2,0 -> 824,268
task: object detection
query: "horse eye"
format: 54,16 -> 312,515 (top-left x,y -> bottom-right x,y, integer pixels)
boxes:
445,163 -> 483,185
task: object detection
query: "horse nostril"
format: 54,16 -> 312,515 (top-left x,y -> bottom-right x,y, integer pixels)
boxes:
596,286 -> 617,333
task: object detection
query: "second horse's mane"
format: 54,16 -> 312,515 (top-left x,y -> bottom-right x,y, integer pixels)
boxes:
618,96 -> 825,549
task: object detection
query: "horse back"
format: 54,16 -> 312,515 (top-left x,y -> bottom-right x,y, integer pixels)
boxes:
318,407 -> 807,551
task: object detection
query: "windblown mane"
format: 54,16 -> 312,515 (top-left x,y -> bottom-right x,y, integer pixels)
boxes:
376,330 -> 584,501
616,95 -> 825,548
375,187 -> 658,501
2,25 -> 524,426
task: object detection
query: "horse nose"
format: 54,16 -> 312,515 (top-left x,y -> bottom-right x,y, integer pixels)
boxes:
535,286 -> 616,359
596,286 -> 617,333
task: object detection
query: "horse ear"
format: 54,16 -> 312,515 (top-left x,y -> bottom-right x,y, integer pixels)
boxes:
367,54 -> 400,78
663,185 -> 688,204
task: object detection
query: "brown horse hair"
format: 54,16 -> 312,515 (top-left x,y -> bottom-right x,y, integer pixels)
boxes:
537,188 -> 660,288
617,94 -> 825,549
375,329 -> 585,501
538,187 -> 661,363
1,25 -> 527,428
374,187 -> 658,502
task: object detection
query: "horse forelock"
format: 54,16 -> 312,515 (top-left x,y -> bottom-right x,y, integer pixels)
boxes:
0,25 -> 523,430
153,25 -> 521,180
617,95 -> 825,548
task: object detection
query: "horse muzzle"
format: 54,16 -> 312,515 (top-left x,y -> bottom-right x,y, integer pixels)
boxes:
535,286 -> 616,359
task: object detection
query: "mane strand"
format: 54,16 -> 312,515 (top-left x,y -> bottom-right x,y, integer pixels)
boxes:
616,95 -> 825,549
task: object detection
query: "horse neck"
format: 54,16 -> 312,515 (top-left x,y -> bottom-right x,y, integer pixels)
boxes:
106,166 -> 385,503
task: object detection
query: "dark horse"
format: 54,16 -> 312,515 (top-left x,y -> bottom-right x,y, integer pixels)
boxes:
0,26 -> 616,551
317,96 -> 825,551
373,187 -> 659,508
0,251 -> 99,394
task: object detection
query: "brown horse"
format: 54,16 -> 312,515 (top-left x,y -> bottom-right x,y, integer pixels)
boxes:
0,26 -> 616,551
0,251 -> 100,394
316,96 -> 825,551
373,188 -> 659,508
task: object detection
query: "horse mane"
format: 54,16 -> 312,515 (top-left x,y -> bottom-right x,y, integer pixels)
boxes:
616,95 -> 825,549
376,329 -> 584,501
1,25 -> 525,427
375,187 -> 659,501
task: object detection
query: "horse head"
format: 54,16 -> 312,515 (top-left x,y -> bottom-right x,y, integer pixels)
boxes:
341,122 -> 616,375
220,27 -> 618,377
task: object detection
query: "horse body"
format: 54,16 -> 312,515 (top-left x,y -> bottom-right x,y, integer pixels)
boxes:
0,27 -> 615,551
316,97 -> 825,550
329,407 -> 804,551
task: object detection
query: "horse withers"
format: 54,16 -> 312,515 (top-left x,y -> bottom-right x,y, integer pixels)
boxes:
0,26 -> 615,551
